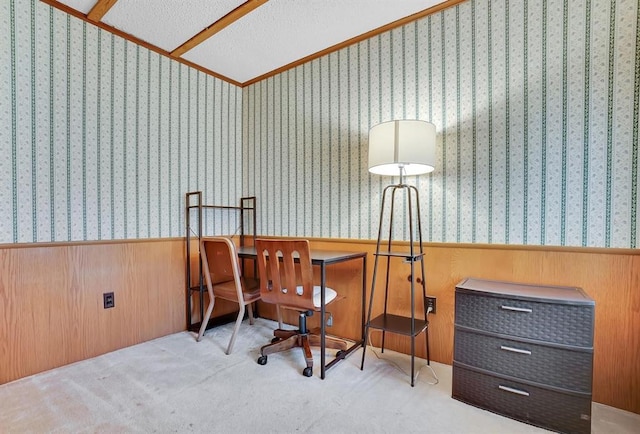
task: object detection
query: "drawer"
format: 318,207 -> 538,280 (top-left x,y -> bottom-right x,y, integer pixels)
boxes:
453,364 -> 592,434
455,290 -> 594,347
454,327 -> 593,393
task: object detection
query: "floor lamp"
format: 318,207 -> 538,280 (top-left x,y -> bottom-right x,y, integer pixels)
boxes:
361,119 -> 437,386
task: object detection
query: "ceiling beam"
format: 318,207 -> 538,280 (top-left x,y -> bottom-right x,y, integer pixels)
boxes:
40,0 -> 243,87
171,0 -> 269,58
87,0 -> 119,22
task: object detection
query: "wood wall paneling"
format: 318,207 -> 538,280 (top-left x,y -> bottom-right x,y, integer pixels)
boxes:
307,239 -> 640,414
1,238 -> 638,415
0,240 -> 186,385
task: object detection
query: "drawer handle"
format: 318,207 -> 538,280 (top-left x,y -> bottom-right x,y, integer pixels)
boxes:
500,345 -> 532,355
500,305 -> 532,313
498,385 -> 530,397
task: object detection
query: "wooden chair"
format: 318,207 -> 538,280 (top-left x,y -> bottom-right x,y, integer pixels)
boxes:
254,238 -> 347,377
197,237 -> 260,354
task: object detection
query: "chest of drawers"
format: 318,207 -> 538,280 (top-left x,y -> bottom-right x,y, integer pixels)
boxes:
452,278 -> 595,434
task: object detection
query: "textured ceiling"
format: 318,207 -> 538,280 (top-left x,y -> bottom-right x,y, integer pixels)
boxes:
102,0 -> 247,53
47,0 -> 451,86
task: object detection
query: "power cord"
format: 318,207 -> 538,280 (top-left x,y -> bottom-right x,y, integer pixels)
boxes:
365,328 -> 439,386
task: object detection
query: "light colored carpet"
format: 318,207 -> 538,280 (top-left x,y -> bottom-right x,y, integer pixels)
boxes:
1,318 -> 638,433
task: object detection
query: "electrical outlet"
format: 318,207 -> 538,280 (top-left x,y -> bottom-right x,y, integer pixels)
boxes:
426,296 -> 436,314
103,292 -> 115,309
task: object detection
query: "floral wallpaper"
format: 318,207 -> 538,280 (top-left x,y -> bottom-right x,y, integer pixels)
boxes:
0,0 -> 244,243
1,0 -> 639,249
243,0 -> 640,249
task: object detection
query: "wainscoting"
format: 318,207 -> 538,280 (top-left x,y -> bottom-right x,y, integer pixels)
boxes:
0,239 -> 186,385
308,238 -> 640,415
1,238 -> 638,414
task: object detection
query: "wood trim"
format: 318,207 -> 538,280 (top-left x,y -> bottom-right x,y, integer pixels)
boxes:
39,0 -> 243,87
40,0 -> 465,88
241,0 -> 467,86
171,0 -> 269,58
254,235 -> 640,256
5,233 -> 638,254
426,242 -> 640,255
0,237 -> 184,250
87,0 -> 118,22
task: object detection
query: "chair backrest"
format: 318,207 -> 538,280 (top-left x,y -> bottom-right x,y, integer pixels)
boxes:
200,237 -> 243,301
255,239 -> 315,312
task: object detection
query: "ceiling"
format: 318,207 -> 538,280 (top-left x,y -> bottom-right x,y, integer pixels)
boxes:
44,0 -> 454,87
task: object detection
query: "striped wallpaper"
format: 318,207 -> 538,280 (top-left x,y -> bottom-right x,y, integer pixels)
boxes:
243,0 -> 640,249
2,0 -> 639,249
0,0 -> 244,244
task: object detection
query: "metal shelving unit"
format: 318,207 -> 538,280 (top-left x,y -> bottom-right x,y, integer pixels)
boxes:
185,191 -> 256,333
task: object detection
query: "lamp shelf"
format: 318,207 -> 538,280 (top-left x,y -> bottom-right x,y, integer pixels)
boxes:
374,251 -> 423,261
368,313 -> 429,337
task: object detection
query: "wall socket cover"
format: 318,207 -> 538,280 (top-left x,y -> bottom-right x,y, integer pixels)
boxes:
426,296 -> 436,314
103,292 -> 115,309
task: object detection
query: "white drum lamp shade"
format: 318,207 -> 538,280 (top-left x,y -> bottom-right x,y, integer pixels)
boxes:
368,120 -> 436,176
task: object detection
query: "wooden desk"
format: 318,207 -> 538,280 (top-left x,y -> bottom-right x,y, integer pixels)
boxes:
237,246 -> 367,379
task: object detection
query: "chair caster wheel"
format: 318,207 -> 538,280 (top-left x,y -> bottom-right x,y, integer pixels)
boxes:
302,367 -> 313,377
335,350 -> 344,359
257,355 -> 267,365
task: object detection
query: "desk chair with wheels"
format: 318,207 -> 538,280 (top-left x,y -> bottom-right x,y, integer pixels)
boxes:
197,237 -> 260,355
254,238 -> 347,377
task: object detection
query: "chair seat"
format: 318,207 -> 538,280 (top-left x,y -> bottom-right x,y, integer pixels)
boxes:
215,279 -> 261,302
294,285 -> 337,309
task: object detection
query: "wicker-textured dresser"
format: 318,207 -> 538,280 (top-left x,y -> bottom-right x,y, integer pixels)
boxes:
452,278 -> 595,434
